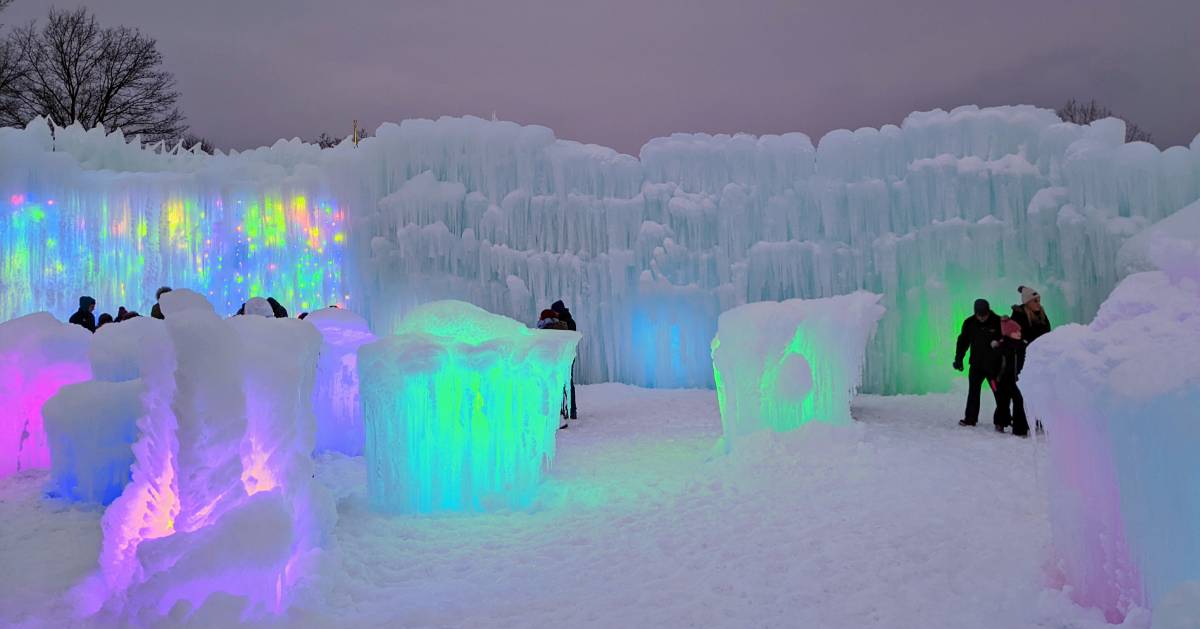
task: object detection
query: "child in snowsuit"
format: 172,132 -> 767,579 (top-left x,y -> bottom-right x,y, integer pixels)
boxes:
991,317 -> 1029,437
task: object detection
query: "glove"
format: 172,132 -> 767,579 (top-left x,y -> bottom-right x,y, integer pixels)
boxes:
952,360 -> 963,372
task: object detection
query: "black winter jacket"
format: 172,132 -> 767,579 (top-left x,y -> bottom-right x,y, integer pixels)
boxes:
954,312 -> 1001,371
1009,305 -> 1051,344
68,309 -> 97,333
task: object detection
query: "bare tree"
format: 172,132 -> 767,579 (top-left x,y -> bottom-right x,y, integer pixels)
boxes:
313,132 -> 341,149
179,133 -> 215,154
1056,98 -> 1153,144
1,7 -> 185,141
0,0 -> 20,121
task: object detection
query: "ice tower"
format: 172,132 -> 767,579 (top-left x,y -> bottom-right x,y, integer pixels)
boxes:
358,300 -> 580,513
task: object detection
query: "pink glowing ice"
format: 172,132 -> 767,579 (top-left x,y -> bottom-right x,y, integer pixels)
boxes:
0,313 -> 91,478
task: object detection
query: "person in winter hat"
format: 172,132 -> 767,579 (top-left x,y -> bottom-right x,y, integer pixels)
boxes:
550,299 -> 578,419
991,317 -> 1029,437
953,298 -> 1004,429
1010,285 -> 1052,434
536,309 -> 567,330
68,296 -> 98,333
1010,285 -> 1051,344
267,297 -> 289,318
239,297 -> 275,318
150,286 -> 172,320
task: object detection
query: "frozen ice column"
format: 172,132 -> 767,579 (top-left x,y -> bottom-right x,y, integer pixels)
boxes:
0,313 -> 91,478
307,307 -> 377,456
711,292 -> 884,449
358,300 -> 580,513
1022,235 -> 1200,623
83,290 -> 333,620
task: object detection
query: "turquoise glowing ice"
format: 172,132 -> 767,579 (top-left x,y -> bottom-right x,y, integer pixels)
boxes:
358,301 -> 580,513
711,292 -> 884,449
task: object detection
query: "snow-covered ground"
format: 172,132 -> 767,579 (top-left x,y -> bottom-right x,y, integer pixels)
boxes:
0,384 -> 1134,628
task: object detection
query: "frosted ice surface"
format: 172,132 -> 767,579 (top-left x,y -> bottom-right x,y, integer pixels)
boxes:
359,300 -> 580,513
1153,582 -> 1200,629
44,317 -> 173,503
307,308 -> 376,455
711,292 -> 884,449
43,379 -> 140,504
3,108 -> 1199,394
83,290 -> 332,620
1023,232 -> 1200,622
0,313 -> 92,477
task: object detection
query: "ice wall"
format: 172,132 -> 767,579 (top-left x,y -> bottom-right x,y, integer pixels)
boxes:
307,307 -> 376,455
359,300 -> 580,513
711,292 -> 884,450
81,290 -> 333,621
3,108 -> 1199,394
1022,230 -> 1200,622
0,312 -> 92,477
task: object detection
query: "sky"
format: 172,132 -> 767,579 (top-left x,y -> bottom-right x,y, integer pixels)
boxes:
2,0 -> 1198,154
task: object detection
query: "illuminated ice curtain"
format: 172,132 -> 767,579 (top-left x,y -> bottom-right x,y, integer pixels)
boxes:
1,190 -> 348,320
359,301 -> 580,513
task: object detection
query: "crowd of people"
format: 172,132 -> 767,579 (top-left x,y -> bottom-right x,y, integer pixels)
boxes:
65,286 -> 337,334
68,285 -> 1055,439
953,285 -> 1052,437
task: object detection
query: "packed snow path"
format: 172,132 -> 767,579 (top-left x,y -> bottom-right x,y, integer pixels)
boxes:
0,385 -> 1122,628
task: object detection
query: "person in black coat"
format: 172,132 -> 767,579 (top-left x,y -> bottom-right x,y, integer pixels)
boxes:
68,296 -> 98,333
267,297 -> 289,318
150,286 -> 172,320
953,298 -> 1004,429
551,299 -> 578,419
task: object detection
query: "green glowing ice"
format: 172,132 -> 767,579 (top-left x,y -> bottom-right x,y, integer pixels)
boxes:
359,301 -> 581,513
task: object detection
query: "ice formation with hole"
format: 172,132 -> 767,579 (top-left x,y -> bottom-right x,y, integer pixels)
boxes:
2,107 -> 1199,394
0,312 -> 92,478
1022,226 -> 1200,623
711,292 -> 884,450
358,300 -> 580,513
77,290 -> 334,621
307,307 -> 376,456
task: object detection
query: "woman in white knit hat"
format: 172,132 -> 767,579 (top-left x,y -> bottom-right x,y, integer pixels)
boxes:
1008,285 -> 1052,436
1011,286 -> 1051,343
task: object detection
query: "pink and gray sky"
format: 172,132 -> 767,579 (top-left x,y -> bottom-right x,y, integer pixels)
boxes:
3,0 -> 1198,153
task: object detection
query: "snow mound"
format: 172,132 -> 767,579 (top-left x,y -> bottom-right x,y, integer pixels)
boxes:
1023,233 -> 1200,622
711,292 -> 884,450
0,313 -> 92,477
359,300 -> 580,513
